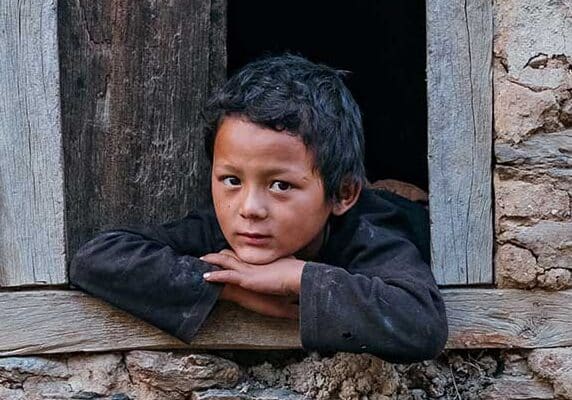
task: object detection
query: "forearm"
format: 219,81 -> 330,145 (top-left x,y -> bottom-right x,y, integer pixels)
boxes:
299,262 -> 448,363
70,230 -> 223,342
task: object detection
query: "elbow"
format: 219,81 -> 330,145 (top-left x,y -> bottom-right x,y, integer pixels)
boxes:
69,231 -> 125,290
415,317 -> 448,361
374,299 -> 449,364
69,239 -> 97,290
380,317 -> 447,364
399,305 -> 449,363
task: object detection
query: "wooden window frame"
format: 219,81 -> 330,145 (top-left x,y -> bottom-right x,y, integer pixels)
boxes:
2,0 -> 571,356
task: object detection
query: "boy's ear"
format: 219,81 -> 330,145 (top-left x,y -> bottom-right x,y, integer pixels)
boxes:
332,180 -> 362,216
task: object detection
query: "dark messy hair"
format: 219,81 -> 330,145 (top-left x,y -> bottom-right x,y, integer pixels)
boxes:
203,54 -> 366,201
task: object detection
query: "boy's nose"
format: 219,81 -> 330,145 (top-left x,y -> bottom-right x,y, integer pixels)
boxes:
238,188 -> 269,220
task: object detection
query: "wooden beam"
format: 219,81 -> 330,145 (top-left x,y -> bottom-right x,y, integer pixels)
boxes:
0,0 -> 66,287
1,288 -> 571,356
426,0 -> 494,285
58,0 -> 226,258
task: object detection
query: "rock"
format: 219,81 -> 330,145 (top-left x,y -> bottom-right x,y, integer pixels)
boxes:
537,268 -> 572,291
249,352 -> 398,400
495,244 -> 541,289
480,376 -> 554,400
0,387 -> 26,400
493,0 -> 572,143
561,98 -> 572,126
498,220 -> 572,272
494,0 -> 572,82
0,356 -> 69,384
125,351 -> 240,399
192,388 -> 306,400
494,74 -> 561,143
494,176 -> 570,221
67,353 -> 130,396
494,131 -> 572,169
528,348 -> 572,399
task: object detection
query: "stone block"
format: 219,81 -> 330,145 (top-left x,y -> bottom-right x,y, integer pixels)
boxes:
494,75 -> 561,143
537,268 -> 572,291
495,244 -> 541,288
495,131 -> 572,169
498,220 -> 572,271
66,353 -> 129,396
494,0 -> 572,82
192,388 -> 306,400
125,351 -> 240,398
0,356 -> 69,382
495,176 -> 570,220
528,348 -> 572,399
248,352 -> 398,400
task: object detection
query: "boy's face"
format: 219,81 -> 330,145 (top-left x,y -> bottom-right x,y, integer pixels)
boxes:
211,116 -> 333,265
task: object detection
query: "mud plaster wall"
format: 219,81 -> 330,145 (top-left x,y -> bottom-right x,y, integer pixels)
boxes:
1,0 -> 571,399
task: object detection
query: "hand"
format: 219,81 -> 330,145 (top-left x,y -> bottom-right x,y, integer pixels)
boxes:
219,283 -> 299,320
201,249 -> 305,296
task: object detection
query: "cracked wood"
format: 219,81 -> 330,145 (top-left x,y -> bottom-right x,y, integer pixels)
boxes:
58,0 -> 226,258
0,0 -> 66,287
426,0 -> 494,285
1,288 -> 571,355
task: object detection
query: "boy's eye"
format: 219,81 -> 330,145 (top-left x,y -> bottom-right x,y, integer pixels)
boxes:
222,176 -> 241,187
269,181 -> 292,193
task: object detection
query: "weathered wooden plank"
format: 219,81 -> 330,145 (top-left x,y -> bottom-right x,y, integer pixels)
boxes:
1,289 -> 572,356
58,0 -> 226,258
426,0 -> 494,285
0,0 -> 66,287
0,290 -> 299,356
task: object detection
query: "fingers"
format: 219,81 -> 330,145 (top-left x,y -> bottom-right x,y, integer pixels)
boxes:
200,253 -> 244,270
218,248 -> 240,260
226,287 -> 299,320
203,270 -> 242,286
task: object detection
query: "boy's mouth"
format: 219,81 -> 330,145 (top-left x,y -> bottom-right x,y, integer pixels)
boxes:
236,232 -> 272,246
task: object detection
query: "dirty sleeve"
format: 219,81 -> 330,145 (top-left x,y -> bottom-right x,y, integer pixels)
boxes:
299,190 -> 449,363
69,210 -> 226,343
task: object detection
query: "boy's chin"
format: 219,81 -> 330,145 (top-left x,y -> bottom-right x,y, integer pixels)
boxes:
233,248 -> 282,265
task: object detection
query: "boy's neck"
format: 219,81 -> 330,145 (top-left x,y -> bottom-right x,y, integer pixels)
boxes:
294,222 -> 330,262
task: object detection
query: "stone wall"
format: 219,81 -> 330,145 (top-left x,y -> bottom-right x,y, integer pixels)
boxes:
493,0 -> 571,291
491,0 -> 572,398
0,349 -> 565,400
1,0 -> 571,399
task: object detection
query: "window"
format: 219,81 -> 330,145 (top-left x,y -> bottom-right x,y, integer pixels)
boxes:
5,0 -> 563,357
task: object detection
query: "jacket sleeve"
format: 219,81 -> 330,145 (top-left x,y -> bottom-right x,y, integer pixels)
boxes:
69,211 -> 226,343
299,217 -> 448,364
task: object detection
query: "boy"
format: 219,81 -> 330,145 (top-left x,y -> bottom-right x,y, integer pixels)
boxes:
70,54 -> 448,363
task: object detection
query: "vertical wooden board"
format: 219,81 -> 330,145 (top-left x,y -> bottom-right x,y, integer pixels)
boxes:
58,0 -> 227,257
0,0 -> 66,286
426,0 -> 493,285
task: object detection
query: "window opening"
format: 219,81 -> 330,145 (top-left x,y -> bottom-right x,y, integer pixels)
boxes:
227,0 -> 428,190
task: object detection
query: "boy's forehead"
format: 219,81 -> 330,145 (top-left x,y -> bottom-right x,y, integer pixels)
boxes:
213,117 -> 316,168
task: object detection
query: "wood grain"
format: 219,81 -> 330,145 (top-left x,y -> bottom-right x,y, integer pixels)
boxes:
426,0 -> 494,285
58,0 -> 226,258
0,0 -> 66,287
1,289 -> 571,356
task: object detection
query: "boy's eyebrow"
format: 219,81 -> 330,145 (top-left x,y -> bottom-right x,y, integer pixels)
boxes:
213,163 -> 240,172
214,163 -> 300,176
260,166 -> 299,176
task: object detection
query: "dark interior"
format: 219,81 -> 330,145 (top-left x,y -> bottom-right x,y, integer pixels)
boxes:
227,0 -> 428,191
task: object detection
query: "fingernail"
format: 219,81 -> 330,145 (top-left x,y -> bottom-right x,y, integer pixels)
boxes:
199,256 -> 204,260
203,272 -> 210,279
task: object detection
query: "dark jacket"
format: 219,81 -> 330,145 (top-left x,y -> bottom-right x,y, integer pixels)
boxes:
70,188 -> 448,363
